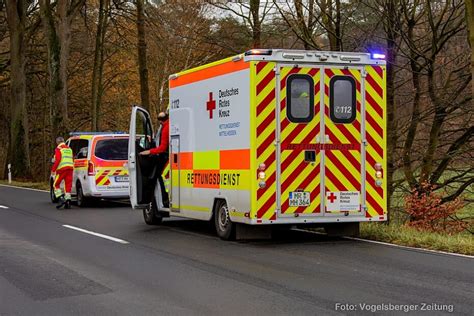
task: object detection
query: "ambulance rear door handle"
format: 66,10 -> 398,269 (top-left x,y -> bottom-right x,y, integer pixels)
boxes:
173,154 -> 178,164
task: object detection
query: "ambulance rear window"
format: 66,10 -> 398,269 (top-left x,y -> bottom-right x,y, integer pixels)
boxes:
287,74 -> 314,123
94,139 -> 128,161
330,76 -> 356,123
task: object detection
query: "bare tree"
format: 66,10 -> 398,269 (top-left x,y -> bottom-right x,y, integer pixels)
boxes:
5,0 -> 31,178
466,0 -> 474,97
91,0 -> 110,130
136,0 -> 150,110
209,0 -> 273,48
39,0 -> 85,139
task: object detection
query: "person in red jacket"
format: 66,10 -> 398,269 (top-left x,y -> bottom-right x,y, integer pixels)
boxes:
140,111 -> 170,206
51,137 -> 74,209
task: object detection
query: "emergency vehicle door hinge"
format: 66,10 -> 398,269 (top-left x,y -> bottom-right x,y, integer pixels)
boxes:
362,139 -> 368,146
361,69 -> 367,78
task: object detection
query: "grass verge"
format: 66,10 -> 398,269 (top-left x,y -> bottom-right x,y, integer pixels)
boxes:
0,180 -> 49,191
360,222 -> 474,255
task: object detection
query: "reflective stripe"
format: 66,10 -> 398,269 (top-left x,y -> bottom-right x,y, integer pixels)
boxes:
54,189 -> 63,198
57,147 -> 74,170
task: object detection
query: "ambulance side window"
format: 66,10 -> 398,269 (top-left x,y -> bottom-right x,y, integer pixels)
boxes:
287,74 -> 314,123
330,76 -> 356,123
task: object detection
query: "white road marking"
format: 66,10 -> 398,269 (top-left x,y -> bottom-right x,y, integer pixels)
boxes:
0,184 -> 48,193
344,236 -> 474,259
295,228 -> 474,259
0,205 -> 9,209
62,225 -> 129,244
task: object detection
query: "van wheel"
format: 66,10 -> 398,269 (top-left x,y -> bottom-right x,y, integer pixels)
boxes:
143,197 -> 163,225
76,182 -> 88,207
50,179 -> 59,203
214,200 -> 235,240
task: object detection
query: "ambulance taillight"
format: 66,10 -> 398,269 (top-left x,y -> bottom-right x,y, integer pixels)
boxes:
374,163 -> 383,187
258,163 -> 266,188
88,161 -> 95,176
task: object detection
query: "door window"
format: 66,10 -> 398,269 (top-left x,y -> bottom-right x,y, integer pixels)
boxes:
286,74 -> 314,123
330,76 -> 356,123
69,139 -> 89,158
136,110 -> 154,150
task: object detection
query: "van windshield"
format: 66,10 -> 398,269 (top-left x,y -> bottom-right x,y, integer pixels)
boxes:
94,138 -> 128,161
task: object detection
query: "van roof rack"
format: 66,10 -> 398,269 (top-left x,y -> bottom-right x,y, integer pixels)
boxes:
69,131 -> 126,136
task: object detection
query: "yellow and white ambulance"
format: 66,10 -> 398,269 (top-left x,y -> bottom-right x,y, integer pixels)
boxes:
128,49 -> 387,239
50,132 -> 129,206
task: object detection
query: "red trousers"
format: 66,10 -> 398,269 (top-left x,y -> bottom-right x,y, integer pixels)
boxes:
54,168 -> 73,199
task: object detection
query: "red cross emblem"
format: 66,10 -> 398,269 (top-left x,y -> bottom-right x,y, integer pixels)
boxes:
328,192 -> 337,203
206,92 -> 216,119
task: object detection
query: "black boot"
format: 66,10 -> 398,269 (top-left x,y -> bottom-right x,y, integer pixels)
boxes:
65,200 -> 71,209
56,196 -> 66,209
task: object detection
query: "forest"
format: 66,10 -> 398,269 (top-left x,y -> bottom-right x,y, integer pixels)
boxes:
0,0 -> 473,223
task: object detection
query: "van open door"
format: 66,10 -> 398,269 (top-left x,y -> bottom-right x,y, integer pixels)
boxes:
128,106 -> 155,209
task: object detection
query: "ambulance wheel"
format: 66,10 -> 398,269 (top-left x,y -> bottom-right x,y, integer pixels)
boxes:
76,181 -> 89,207
214,200 -> 235,240
143,197 -> 163,225
50,179 -> 59,203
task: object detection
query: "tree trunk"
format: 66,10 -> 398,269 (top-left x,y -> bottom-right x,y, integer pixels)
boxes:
250,0 -> 261,48
91,0 -> 110,131
136,0 -> 150,111
466,0 -> 474,97
5,0 -> 31,178
384,0 -> 399,215
39,0 -> 84,140
39,0 -> 66,140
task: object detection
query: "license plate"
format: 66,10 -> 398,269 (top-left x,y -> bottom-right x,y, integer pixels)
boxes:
289,191 -> 310,207
115,176 -> 129,182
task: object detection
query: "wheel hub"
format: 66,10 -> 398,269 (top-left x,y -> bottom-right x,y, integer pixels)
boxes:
218,206 -> 229,231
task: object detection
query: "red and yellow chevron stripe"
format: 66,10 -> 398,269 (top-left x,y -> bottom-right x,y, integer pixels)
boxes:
95,168 -> 128,186
364,65 -> 386,218
255,61 -> 277,221
280,67 -> 321,216
323,68 -> 362,213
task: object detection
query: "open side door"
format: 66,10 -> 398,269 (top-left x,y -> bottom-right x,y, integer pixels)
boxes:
128,106 -> 155,209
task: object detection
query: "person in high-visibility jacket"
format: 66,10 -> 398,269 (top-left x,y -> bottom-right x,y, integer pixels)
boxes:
51,137 -> 74,209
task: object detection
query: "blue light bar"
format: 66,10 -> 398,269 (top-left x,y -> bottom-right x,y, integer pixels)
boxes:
69,131 -> 126,136
371,53 -> 386,60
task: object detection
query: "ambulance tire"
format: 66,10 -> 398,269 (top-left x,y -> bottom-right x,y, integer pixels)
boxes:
143,197 -> 163,225
214,200 -> 235,240
76,181 -> 89,207
50,179 -> 59,203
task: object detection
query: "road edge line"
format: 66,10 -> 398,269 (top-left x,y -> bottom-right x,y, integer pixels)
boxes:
0,183 -> 48,193
343,236 -> 474,259
62,224 -> 129,244
294,228 -> 474,259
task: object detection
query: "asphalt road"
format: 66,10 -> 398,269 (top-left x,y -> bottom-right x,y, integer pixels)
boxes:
0,185 -> 472,316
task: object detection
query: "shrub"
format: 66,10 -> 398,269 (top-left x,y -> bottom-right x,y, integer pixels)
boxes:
404,182 -> 466,234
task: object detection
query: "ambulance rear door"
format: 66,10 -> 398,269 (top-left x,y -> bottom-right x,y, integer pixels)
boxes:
128,106 -> 155,209
277,65 -> 322,217
322,66 -> 365,216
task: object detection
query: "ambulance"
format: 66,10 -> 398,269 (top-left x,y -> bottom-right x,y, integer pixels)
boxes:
128,49 -> 387,240
50,132 -> 130,206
